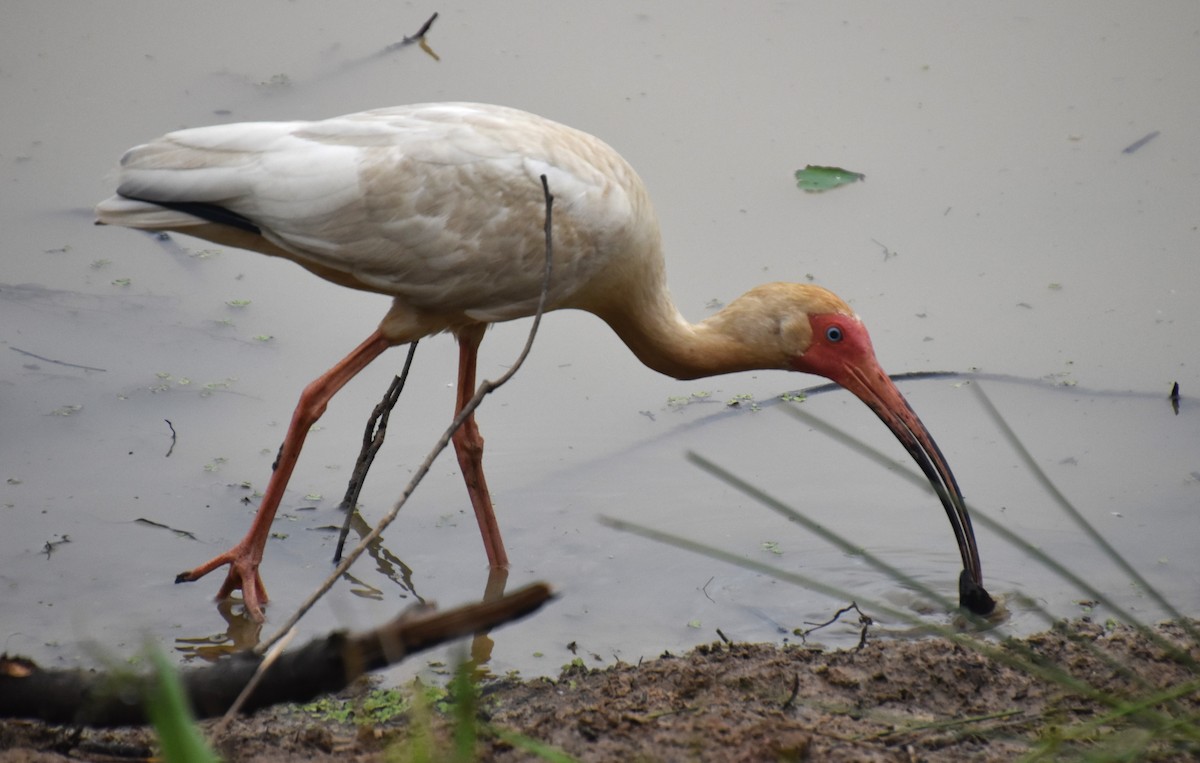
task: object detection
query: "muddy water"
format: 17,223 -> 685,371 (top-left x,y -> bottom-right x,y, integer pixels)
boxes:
2,2 -> 1198,681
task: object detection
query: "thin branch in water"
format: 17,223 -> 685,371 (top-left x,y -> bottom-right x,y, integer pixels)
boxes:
10,346 -> 106,372
401,11 -> 439,44
382,12 -> 440,60
135,518 -> 197,541
333,341 -> 419,563
164,419 -> 177,458
42,535 -> 70,559
795,602 -> 873,650
257,175 -> 556,655
1121,130 -> 1160,154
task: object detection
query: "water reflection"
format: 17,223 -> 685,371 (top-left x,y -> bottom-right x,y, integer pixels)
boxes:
175,600 -> 264,663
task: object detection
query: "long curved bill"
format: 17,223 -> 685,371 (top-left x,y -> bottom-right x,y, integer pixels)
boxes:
837,362 -> 995,615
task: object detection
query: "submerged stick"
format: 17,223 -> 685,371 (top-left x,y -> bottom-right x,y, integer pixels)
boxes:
333,341 -> 420,563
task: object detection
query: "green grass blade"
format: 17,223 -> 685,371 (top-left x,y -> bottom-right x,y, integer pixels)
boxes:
146,649 -> 219,763
597,514 -> 1138,711
781,397 -> 1199,665
968,382 -> 1199,645
685,450 -> 967,618
449,659 -> 478,762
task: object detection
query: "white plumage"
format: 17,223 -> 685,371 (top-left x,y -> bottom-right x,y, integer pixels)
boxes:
99,104 -> 651,326
97,102 -> 993,621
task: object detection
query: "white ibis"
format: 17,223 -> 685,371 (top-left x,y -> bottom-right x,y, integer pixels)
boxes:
96,102 -> 993,621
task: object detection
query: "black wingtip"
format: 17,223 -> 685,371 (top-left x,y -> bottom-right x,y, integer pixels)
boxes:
959,568 -> 996,615
122,195 -> 262,235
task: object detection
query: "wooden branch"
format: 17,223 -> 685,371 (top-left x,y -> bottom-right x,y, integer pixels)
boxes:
380,11 -> 441,58
0,582 -> 553,727
333,341 -> 419,563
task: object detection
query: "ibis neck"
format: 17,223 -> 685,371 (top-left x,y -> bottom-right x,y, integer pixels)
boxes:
596,287 -> 783,381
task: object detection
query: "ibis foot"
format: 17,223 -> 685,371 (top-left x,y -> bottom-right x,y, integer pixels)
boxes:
176,543 -> 270,623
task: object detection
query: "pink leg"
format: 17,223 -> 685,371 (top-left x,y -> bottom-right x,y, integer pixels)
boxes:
176,329 -> 393,621
452,326 -> 509,568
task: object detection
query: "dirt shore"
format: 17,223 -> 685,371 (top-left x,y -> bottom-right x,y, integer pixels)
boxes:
2,619 -> 1197,761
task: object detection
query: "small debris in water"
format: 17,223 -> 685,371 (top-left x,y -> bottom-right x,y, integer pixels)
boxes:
794,602 -> 873,650
135,517 -> 197,540
871,238 -> 898,261
42,534 -> 71,558
1121,130 -> 1160,154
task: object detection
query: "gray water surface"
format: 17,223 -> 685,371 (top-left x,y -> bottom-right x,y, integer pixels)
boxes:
2,2 -> 1197,681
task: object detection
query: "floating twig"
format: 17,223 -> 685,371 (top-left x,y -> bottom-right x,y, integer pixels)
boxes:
382,11 -> 440,60
870,238 -> 898,261
1122,130 -> 1160,154
795,602 -> 873,650
135,518 -> 198,541
405,11 -> 438,41
42,535 -> 71,559
10,346 -> 106,373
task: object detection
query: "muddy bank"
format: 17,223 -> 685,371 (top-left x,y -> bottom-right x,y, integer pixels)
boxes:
1,620 -> 1196,761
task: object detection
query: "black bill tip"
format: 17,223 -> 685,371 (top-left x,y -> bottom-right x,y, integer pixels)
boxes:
959,568 -> 995,615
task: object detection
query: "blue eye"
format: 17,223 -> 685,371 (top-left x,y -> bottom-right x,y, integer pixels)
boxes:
825,326 -> 843,342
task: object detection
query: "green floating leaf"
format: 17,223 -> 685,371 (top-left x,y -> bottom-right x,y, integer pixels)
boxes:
794,164 -> 865,193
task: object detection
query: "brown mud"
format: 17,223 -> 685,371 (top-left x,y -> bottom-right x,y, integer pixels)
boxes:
2,620 -> 1197,762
